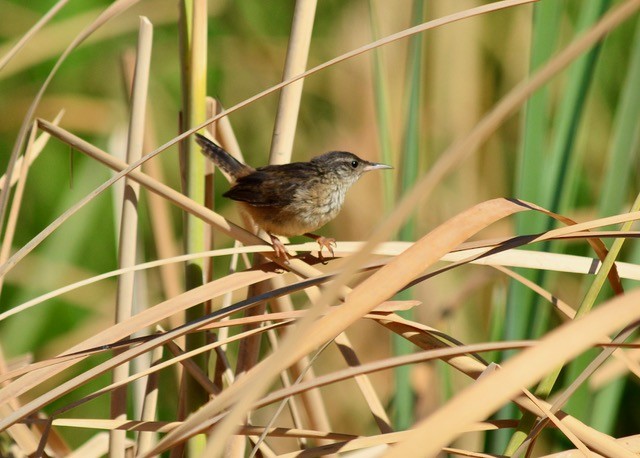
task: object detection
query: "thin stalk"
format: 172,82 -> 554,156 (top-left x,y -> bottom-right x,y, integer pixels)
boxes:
369,0 -> 396,210
136,344 -> 164,454
393,0 -> 424,431
109,16 -> 153,458
269,0 -> 318,165
178,0 -> 209,444
265,288 -> 316,427
0,111 -> 64,297
591,15 -> 640,433
0,0 -> 68,71
265,276 -> 333,442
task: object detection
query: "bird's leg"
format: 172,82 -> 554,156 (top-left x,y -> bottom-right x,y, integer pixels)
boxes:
304,233 -> 336,261
268,233 -> 290,260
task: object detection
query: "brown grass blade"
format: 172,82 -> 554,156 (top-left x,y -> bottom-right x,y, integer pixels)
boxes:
384,290 -> 640,457
52,321 -> 290,420
146,198 -> 536,455
44,418 -> 359,442
0,268 -> 276,414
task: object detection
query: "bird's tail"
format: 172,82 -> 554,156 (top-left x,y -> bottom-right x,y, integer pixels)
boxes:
195,133 -> 251,179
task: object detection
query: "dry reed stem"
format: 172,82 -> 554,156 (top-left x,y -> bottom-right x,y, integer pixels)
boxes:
109,17 -> 152,458
118,54 -> 184,303
35,418 -> 517,436
268,0 -> 317,165
0,348 -> 41,456
135,344 -> 163,454
40,419 -> 361,441
165,339 -> 220,395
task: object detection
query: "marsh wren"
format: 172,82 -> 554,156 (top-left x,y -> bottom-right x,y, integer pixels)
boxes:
195,133 -> 392,260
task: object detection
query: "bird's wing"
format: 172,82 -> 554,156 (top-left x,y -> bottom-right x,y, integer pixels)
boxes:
223,163 -> 318,207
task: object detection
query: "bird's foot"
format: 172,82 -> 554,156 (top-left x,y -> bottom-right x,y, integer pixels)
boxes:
304,233 -> 336,262
269,233 -> 290,262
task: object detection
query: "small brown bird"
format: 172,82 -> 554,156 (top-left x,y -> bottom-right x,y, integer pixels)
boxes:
195,133 -> 392,260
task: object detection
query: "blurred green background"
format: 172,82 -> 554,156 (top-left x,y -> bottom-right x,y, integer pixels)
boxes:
1,0 -> 640,454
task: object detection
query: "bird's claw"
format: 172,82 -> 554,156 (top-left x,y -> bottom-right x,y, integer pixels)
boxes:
315,236 -> 336,262
269,234 -> 290,263
302,233 -> 336,262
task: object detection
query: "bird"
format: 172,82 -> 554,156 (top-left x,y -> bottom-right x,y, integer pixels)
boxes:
195,133 -> 392,260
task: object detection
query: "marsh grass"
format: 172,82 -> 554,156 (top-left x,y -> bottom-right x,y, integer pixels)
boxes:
2,1 -> 640,457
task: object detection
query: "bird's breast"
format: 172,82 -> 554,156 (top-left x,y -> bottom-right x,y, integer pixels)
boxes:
297,180 -> 346,219
237,177 -> 350,237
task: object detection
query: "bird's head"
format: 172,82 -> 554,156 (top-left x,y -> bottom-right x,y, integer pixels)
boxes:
311,151 -> 392,187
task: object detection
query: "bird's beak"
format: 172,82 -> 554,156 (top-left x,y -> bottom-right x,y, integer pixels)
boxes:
364,162 -> 393,172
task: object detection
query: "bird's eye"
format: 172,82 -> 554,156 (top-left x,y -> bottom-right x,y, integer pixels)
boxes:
350,160 -> 358,168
